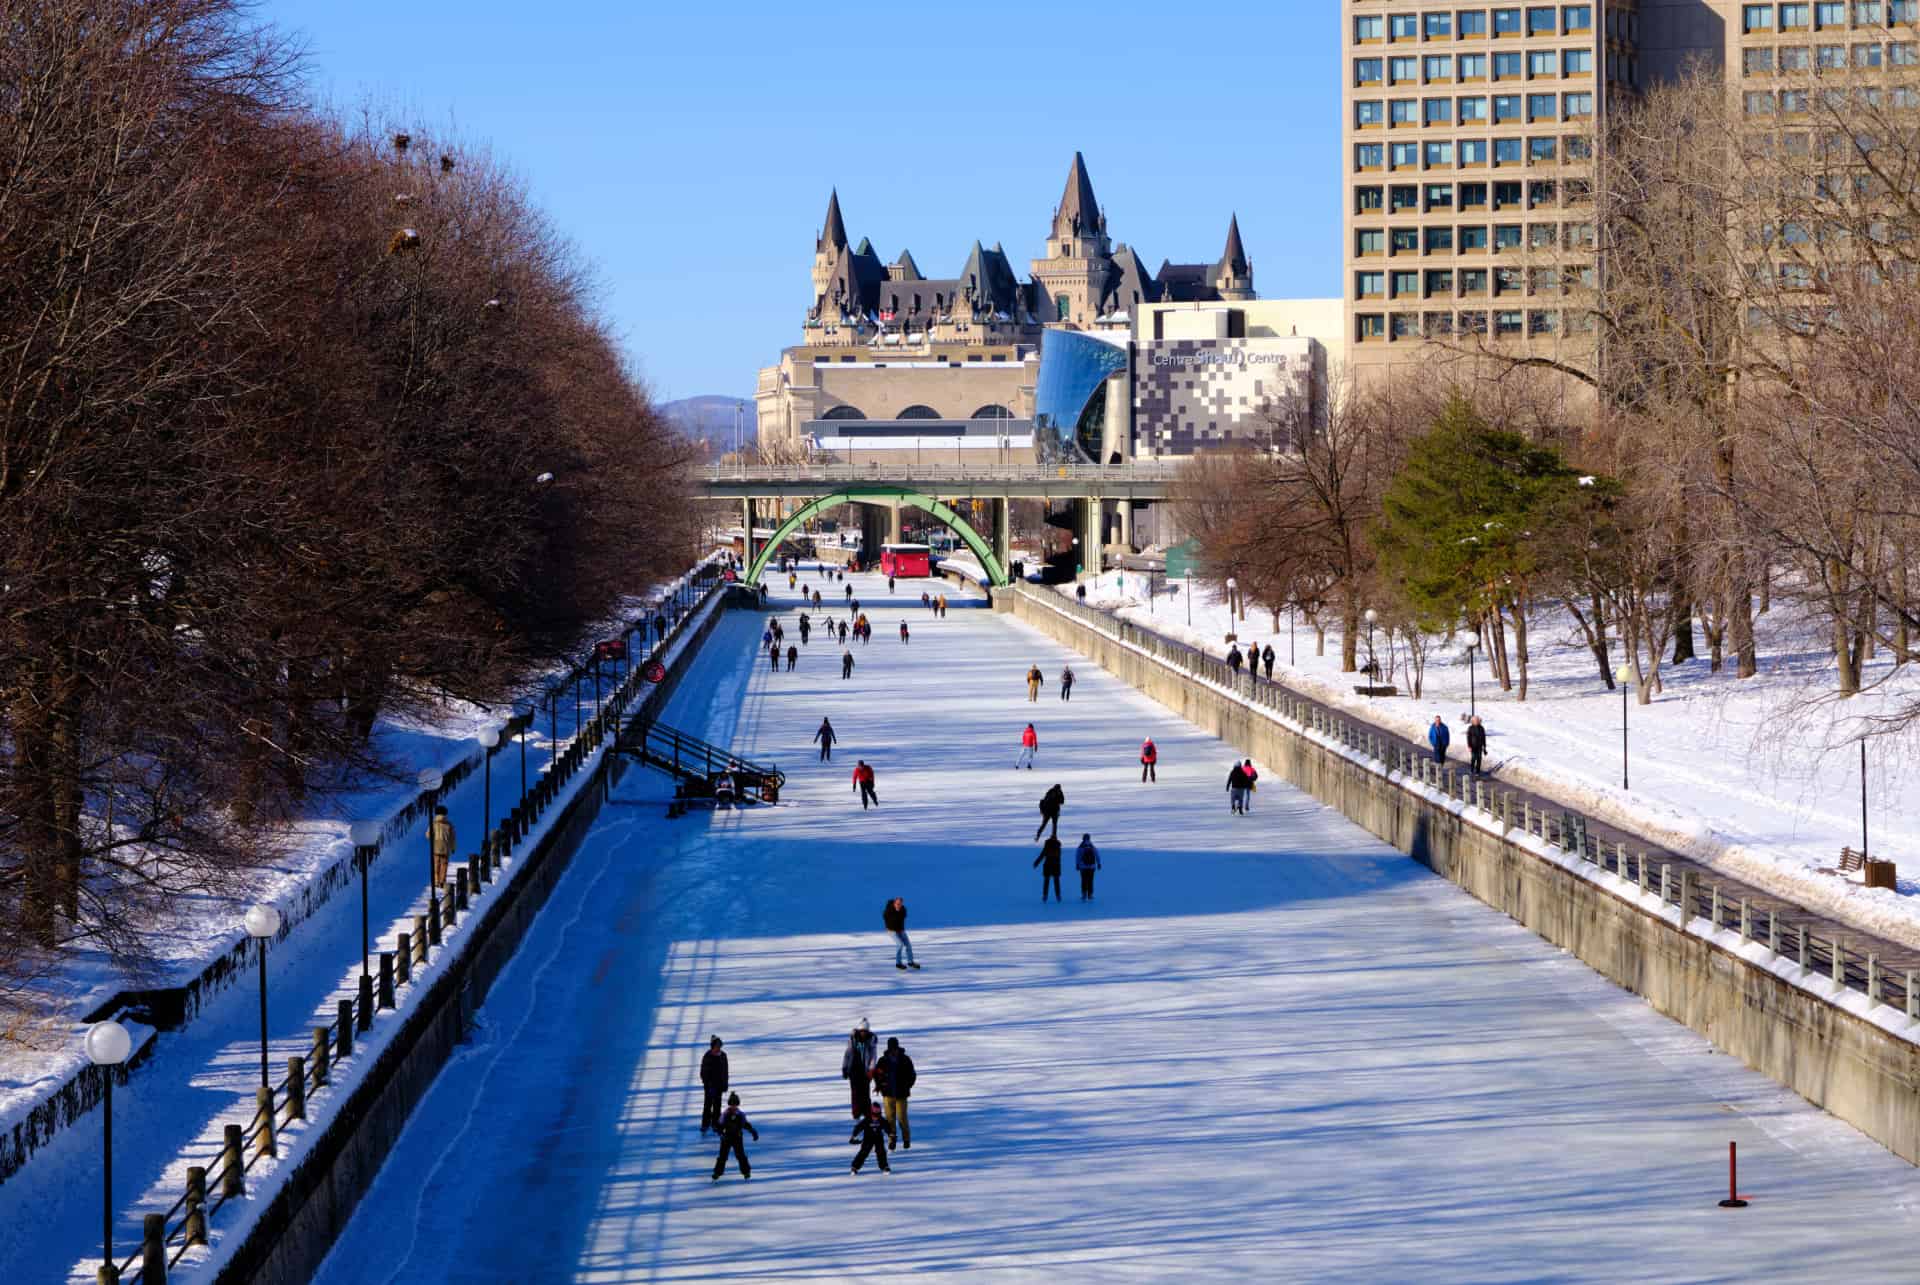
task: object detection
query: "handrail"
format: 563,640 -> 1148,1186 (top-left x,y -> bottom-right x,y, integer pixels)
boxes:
695,462 -> 1181,484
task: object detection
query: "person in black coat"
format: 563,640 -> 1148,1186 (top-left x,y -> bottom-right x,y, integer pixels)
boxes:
849,1099 -> 894,1174
1467,715 -> 1487,775
786,643 -> 798,671
1227,645 -> 1244,674
875,1037 -> 917,1148
1033,836 -> 1063,901
1034,783 -> 1065,840
814,717 -> 837,760
1262,644 -> 1276,679
700,1035 -> 729,1134
711,1092 -> 758,1181
843,1019 -> 879,1117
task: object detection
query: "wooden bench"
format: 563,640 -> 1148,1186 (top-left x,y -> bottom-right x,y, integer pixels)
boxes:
1825,846 -> 1897,890
1352,684 -> 1399,697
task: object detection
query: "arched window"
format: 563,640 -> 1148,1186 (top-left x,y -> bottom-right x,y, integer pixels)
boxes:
896,405 -> 940,420
970,404 -> 1013,420
822,405 -> 866,420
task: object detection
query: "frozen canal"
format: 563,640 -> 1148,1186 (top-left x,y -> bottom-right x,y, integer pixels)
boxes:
314,572 -> 1920,1284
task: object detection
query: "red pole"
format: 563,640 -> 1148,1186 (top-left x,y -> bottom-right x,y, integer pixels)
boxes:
1718,1141 -> 1748,1207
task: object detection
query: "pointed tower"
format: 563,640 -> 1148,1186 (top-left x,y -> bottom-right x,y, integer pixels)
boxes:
811,188 -> 850,304
1213,213 -> 1254,301
1031,152 -> 1117,327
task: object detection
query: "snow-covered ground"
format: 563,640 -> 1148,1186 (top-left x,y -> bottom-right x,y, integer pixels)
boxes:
1068,570 -> 1920,950
303,572 -> 1920,1284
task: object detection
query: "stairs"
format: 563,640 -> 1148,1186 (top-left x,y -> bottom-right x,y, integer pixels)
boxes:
618,718 -> 784,810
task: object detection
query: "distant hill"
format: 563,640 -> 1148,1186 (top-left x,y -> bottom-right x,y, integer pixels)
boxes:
662,395 -> 755,454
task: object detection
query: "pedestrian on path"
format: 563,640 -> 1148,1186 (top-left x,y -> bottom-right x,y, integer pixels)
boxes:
1026,664 -> 1044,702
1240,759 -> 1259,812
815,717 -> 837,761
853,760 -> 878,809
1035,782 -> 1065,840
1467,716 -> 1487,775
841,649 -> 855,680
1227,645 -> 1244,676
1075,833 -> 1101,900
1263,645 -> 1275,679
430,805 -> 455,889
1034,835 -> 1063,901
1226,762 -> 1251,814
849,1099 -> 893,1174
1060,666 -> 1075,701
1428,716 -> 1451,765
711,1093 -> 758,1182
786,643 -> 798,671
884,896 -> 919,969
1139,737 -> 1158,783
876,1037 -> 916,1149
843,1019 -> 881,1117
700,1036 -> 728,1134
1017,722 -> 1038,770
888,574 -> 897,593
1077,583 -> 1087,604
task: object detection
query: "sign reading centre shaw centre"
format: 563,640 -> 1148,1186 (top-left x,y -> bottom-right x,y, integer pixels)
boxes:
1134,335 -> 1316,456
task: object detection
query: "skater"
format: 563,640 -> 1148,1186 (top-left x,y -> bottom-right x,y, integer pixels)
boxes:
786,643 -> 798,671
761,626 -> 773,651
1428,715 -> 1451,764
1240,759 -> 1259,812
849,1099 -> 893,1174
768,646 -> 779,673
1139,737 -> 1159,782
843,1018 -> 880,1117
1016,722 -> 1039,770
876,1037 -> 916,1149
838,620 -> 849,643
815,717 -> 837,761
1263,644 -> 1276,680
884,896 -> 919,969
841,649 -> 855,680
1026,664 -> 1044,702
1060,666 -> 1074,701
1033,835 -> 1063,901
853,760 -> 879,809
1467,715 -> 1487,775
921,591 -> 931,609
814,589 -> 823,610
430,805 -> 455,890
899,621 -> 909,644
700,1036 -> 728,1133
1075,833 -> 1101,900
711,1092 -> 758,1182
888,574 -> 896,593
852,599 -> 861,618
1076,583 -> 1087,604
1226,761 -> 1250,814
799,617 -> 810,645
938,593 -> 948,617
845,584 -> 853,602
1227,644 -> 1244,676
1034,782 -> 1065,840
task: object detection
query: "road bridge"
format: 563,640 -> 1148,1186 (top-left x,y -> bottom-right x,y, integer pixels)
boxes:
694,463 -> 1180,586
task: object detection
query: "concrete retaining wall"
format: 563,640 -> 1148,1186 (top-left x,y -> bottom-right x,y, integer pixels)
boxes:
1005,586 -> 1920,1166
217,595 -> 731,1285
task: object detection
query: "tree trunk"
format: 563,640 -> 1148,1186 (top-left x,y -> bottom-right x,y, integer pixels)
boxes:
1670,595 -> 1696,664
1490,609 -> 1513,691
1512,598 -> 1531,702
1340,592 -> 1360,674
1731,585 -> 1757,678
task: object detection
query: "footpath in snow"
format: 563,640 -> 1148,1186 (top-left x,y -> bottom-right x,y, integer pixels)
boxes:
305,571 -> 1920,1284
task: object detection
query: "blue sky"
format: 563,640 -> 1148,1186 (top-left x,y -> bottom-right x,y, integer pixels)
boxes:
264,1 -> 1340,402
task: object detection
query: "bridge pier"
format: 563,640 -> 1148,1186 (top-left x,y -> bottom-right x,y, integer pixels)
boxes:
742,498 -> 758,574
1077,498 -> 1104,579
886,501 -> 903,545
991,498 -> 1011,578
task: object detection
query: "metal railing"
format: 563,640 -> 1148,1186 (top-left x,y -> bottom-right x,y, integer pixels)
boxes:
113,561 -> 731,1284
1015,583 -> 1917,1016
697,462 -> 1181,485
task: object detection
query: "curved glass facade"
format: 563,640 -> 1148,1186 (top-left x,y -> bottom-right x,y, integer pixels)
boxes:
1033,330 -> 1127,463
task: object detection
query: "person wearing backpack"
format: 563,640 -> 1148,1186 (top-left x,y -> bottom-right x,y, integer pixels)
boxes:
1075,833 -> 1102,901
875,1037 -> 917,1149
1139,737 -> 1158,783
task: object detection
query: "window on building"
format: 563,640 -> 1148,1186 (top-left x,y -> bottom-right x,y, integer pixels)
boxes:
1893,41 -> 1919,65
1424,54 -> 1455,79
1357,229 -> 1386,254
1855,42 -> 1884,66
1425,312 -> 1456,337
1529,6 -> 1558,34
1391,141 -> 1420,167
1746,89 -> 1777,113
1817,42 -> 1845,65
1892,0 -> 1916,20
1426,226 -> 1456,251
1530,310 -> 1558,335
1493,7 -> 1523,35
1426,97 -> 1454,124
1530,136 -> 1559,162
1460,94 -> 1489,121
1355,57 -> 1385,84
1356,313 -> 1385,340
1815,1 -> 1846,25
1355,185 -> 1385,212
1494,92 -> 1522,120
1392,270 -> 1420,296
1057,297 -> 1070,321
1354,14 -> 1384,40
1460,181 -> 1490,206
1495,310 -> 1523,336
1355,143 -> 1385,169
1426,11 -> 1454,37
1563,92 -> 1594,116
1780,45 -> 1812,68
1494,136 -> 1524,164
1493,179 -> 1523,207
1528,223 -> 1558,249
1390,13 -> 1420,38
1528,50 -> 1558,76
1461,227 -> 1490,252
1494,224 -> 1524,249
1528,92 -> 1558,119
1460,10 -> 1489,35
1854,0 -> 1883,20
1426,269 -> 1456,294
1743,3 -> 1775,30
1357,271 -> 1385,297
1356,100 -> 1385,126
1427,183 -> 1457,210
1744,46 -> 1776,73
1460,139 -> 1489,165
1390,56 -> 1419,81
1566,221 -> 1595,247
1391,184 -> 1420,211
1781,3 -> 1811,26
1458,310 -> 1490,335
1426,140 -> 1457,166
1564,135 -> 1592,160
1563,48 -> 1593,74
1460,52 -> 1490,78
1493,51 -> 1524,79
1390,98 -> 1418,124
1462,267 -> 1491,292
1391,227 -> 1421,252
1563,5 -> 1593,29
1390,312 -> 1419,338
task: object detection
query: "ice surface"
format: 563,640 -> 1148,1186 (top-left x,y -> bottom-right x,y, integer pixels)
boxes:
300,573 -> 1920,1284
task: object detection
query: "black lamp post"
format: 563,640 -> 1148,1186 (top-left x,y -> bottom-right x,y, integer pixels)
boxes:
1614,663 -> 1633,789
1364,608 -> 1379,698
86,1021 -> 132,1280
477,726 -> 499,841
348,821 -> 380,976
243,904 -> 282,1087
1465,641 -> 1479,718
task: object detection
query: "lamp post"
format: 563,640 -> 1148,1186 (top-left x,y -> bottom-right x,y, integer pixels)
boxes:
243,904 -> 282,1087
1614,663 -> 1633,790
1289,603 -> 1296,666
518,707 -> 528,799
1364,608 -> 1379,697
1464,641 -> 1479,718
86,1020 -> 132,1281
1861,738 -> 1870,863
1226,576 -> 1238,624
477,726 -> 500,845
348,821 -> 380,977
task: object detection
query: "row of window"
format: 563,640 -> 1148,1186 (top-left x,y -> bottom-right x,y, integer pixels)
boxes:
1355,264 -> 1595,299
1355,135 -> 1593,172
1743,40 -> 1919,71
1353,6 -> 1593,42
1354,310 -> 1594,341
1742,1 -> 1917,32
1355,177 -> 1590,215
1745,81 -> 1920,111
1354,47 -> 1593,84
1355,91 -> 1596,127
1354,222 -> 1597,255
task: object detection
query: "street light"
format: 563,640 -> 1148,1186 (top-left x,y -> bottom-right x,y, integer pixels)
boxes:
1226,576 -> 1238,623
1464,641 -> 1480,718
243,903 -> 282,1087
348,820 -> 380,977
517,706 -> 528,799
477,726 -> 500,846
1614,662 -> 1633,790
1364,608 -> 1379,698
86,1020 -> 132,1280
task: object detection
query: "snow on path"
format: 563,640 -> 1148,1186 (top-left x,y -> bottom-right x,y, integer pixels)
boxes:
310,572 -> 1920,1284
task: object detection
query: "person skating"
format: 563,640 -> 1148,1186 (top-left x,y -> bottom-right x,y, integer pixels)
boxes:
1226,761 -> 1251,814
711,1092 -> 759,1182
1033,835 -> 1063,901
849,1098 -> 893,1174
1034,782 -> 1065,840
899,621 -> 910,644
1060,666 -> 1074,701
1240,759 -> 1259,812
841,649 -> 855,680
1467,715 -> 1487,775
843,1018 -> 880,1117
814,589 -> 824,610
845,584 -> 853,603
921,591 -> 931,610
1016,722 -> 1038,770
700,1036 -> 728,1134
1075,833 -> 1101,900
1139,737 -> 1158,783
1026,664 -> 1044,702
1428,715 -> 1450,765
853,760 -> 879,809
1263,644 -> 1275,680
815,717 -> 838,761
799,617 -> 811,645
768,646 -> 779,673
838,620 -> 849,643
786,643 -> 798,672
884,896 -> 919,969
875,1037 -> 916,1149
888,574 -> 897,593
714,770 -> 737,809
430,805 -> 456,890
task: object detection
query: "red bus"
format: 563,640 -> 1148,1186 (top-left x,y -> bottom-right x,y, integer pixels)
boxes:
879,542 -> 932,578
